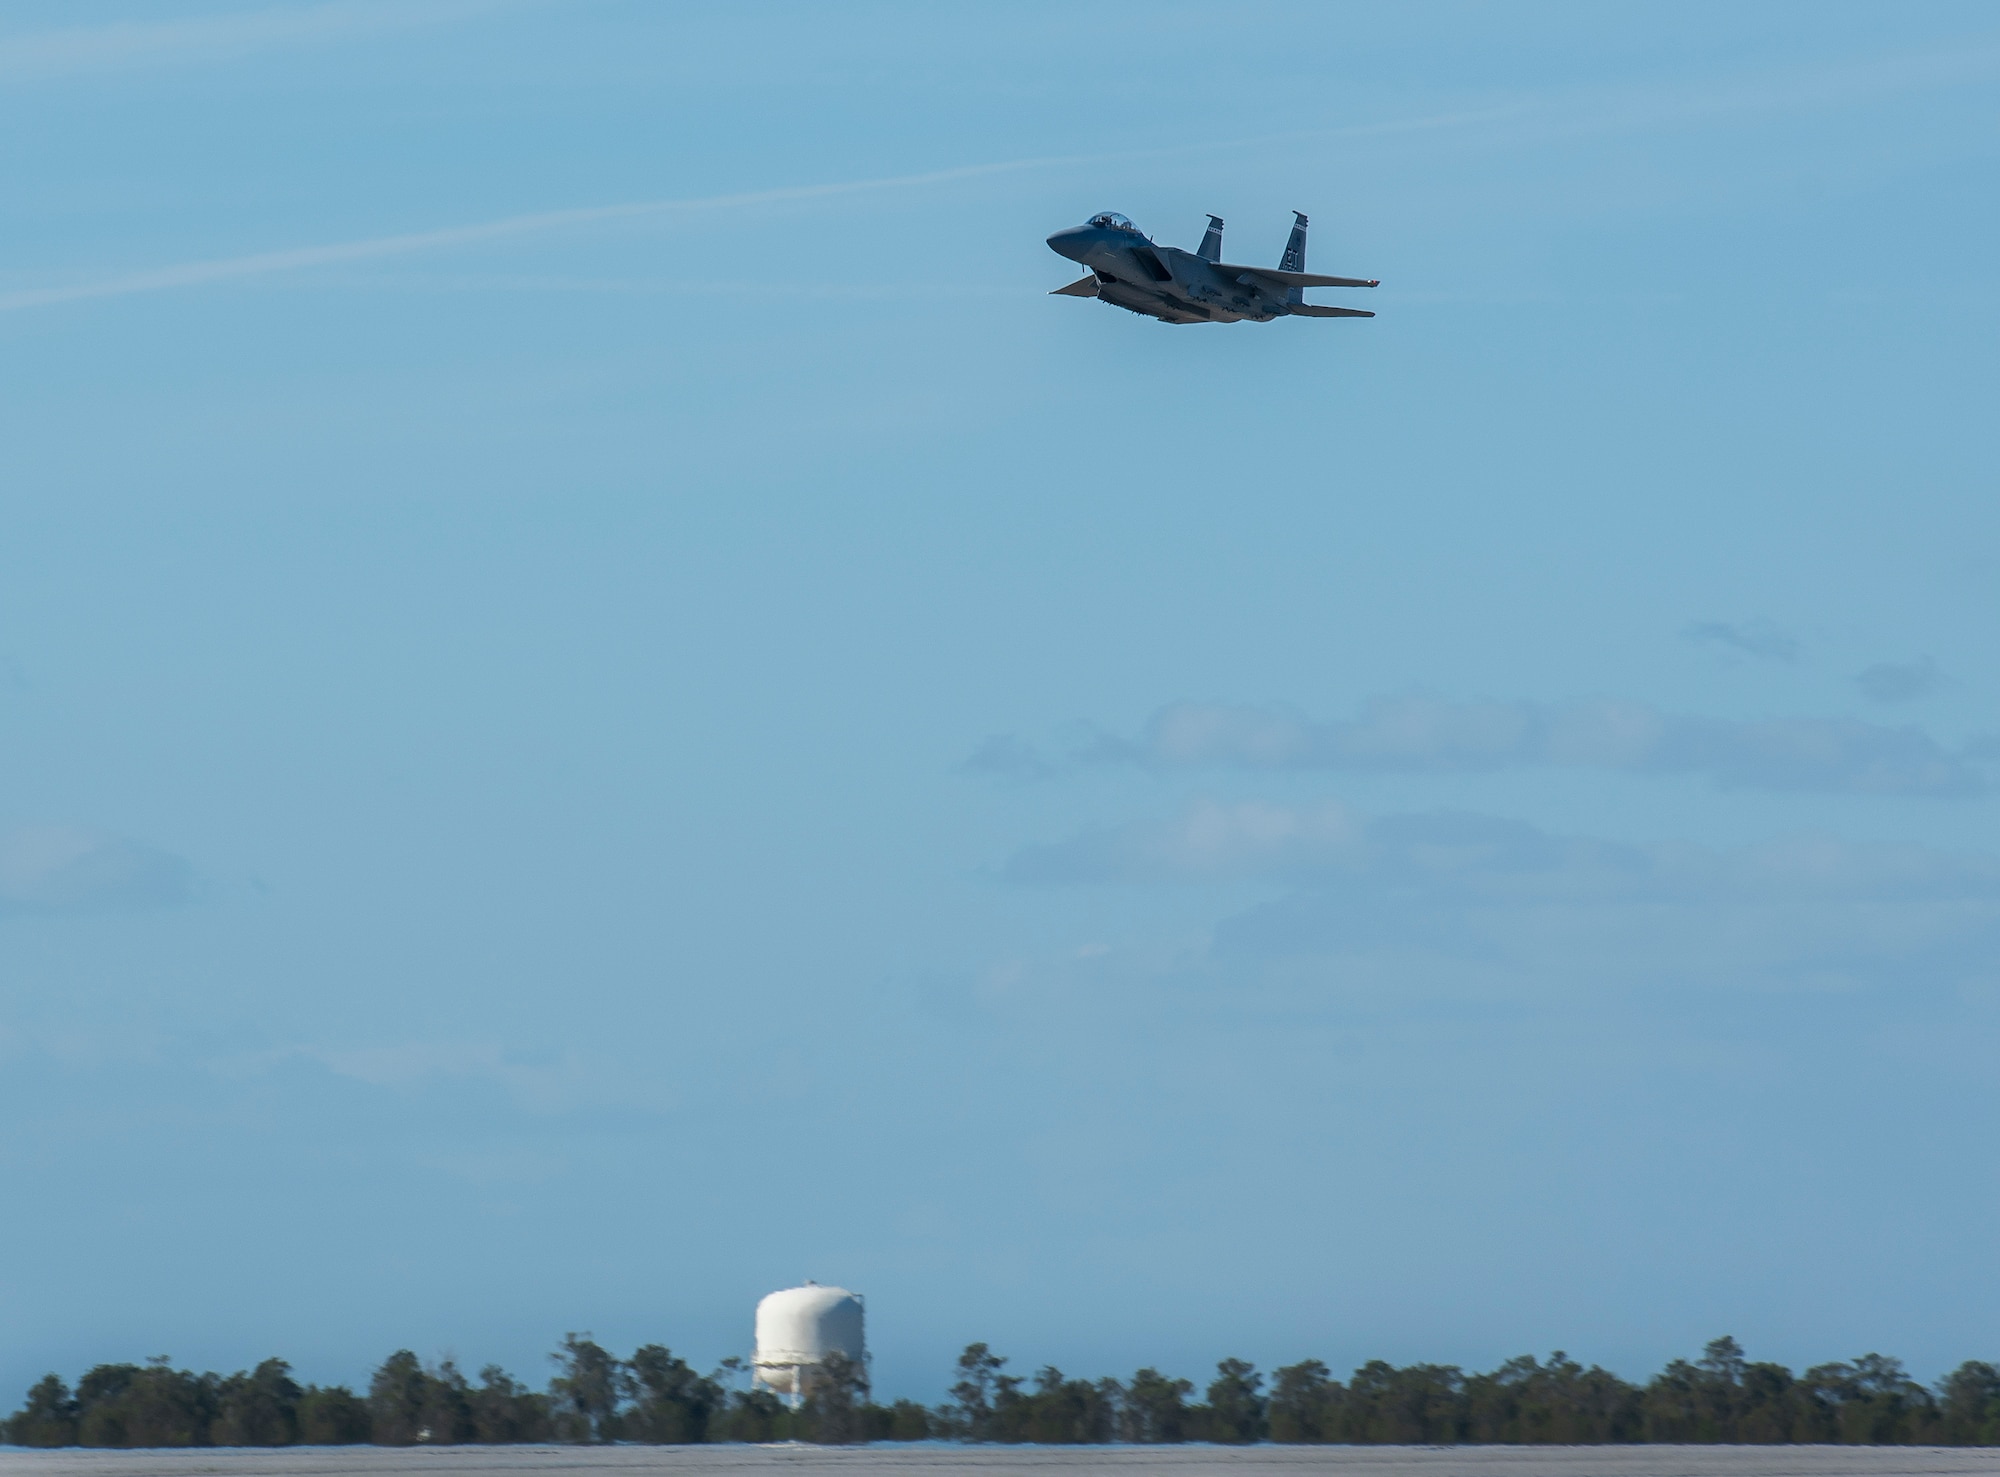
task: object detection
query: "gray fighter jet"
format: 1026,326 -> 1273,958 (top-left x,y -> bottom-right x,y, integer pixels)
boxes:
1046,210 -> 1376,325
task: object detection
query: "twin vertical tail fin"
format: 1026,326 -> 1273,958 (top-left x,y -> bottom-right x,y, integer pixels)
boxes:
1279,211 -> 1308,273
1197,214 -> 1224,262
1279,211 -> 1309,303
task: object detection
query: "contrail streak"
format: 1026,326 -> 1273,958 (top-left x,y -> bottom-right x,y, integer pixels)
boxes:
0,113 -> 1510,317
0,157 -> 1087,314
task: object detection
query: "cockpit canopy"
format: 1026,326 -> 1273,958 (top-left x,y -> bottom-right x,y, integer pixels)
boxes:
1087,211 -> 1140,233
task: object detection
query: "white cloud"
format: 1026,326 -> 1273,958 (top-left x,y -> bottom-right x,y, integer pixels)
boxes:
959,733 -> 1055,782
1005,801 -> 2000,995
1007,798 -> 1371,884
283,1040 -> 675,1115
0,825 -> 193,916
1856,657 -> 1946,704
1010,798 -> 2000,900
1089,697 -> 1986,797
1683,618 -> 1802,663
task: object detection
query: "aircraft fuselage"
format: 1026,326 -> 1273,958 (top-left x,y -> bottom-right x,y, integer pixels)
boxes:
1046,223 -> 1281,323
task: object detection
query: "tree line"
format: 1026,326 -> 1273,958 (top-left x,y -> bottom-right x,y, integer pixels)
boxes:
943,1339 -> 2000,1446
0,1336 -> 920,1449
7,1335 -> 1999,1448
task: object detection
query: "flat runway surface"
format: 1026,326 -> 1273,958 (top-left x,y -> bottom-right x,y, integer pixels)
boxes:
3,1449 -> 1997,1477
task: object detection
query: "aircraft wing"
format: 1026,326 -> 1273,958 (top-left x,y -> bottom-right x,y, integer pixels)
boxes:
1050,274 -> 1101,297
1217,263 -> 1379,289
1288,304 -> 1375,318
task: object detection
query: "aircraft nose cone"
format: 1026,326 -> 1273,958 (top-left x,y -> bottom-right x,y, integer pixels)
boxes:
1046,226 -> 1090,262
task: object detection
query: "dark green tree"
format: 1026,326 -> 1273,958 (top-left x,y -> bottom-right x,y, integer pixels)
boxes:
367,1351 -> 430,1445
1936,1361 -> 2000,1446
213,1358 -> 301,1446
985,1366 -> 1118,1443
1120,1367 -> 1193,1442
869,1398 -> 935,1441
1345,1360 -> 1465,1443
947,1342 -> 1006,1440
1644,1339 -> 1793,1443
1048,1367 -> 1122,1444
1642,1355 -> 1706,1441
75,1359 -> 216,1447
297,1385 -> 371,1444
1736,1359 -> 1805,1443
74,1364 -> 141,1447
1804,1354 -> 1933,1445
1201,1358 -> 1266,1443
1465,1355 -> 1542,1443
1572,1358 -> 1646,1443
140,1363 -> 218,1447
468,1365 -> 550,1443
800,1350 -> 867,1445
712,1386 -> 790,1443
548,1334 -> 622,1443
1269,1359 -> 1342,1442
1463,1351 -> 1640,1444
623,1345 -> 722,1444
420,1357 -> 479,1444
5,1374 -> 79,1447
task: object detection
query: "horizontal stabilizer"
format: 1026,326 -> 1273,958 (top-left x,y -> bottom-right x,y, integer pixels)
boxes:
1289,303 -> 1375,318
1050,274 -> 1100,297
1218,263 -> 1378,290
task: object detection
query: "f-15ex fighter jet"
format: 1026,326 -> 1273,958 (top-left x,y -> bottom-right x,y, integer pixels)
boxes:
1046,210 -> 1376,325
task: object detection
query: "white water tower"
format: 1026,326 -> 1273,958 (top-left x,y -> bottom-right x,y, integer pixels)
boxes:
752,1282 -> 866,1404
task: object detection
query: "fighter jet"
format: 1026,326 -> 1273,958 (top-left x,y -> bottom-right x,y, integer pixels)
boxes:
1046,210 -> 1377,325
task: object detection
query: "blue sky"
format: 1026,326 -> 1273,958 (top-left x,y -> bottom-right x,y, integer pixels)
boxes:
2,0 -> 1998,1405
